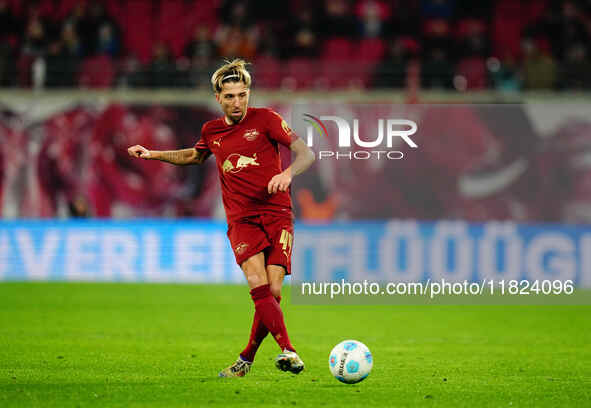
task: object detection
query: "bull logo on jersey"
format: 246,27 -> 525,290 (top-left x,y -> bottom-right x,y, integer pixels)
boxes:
222,153 -> 260,174
243,129 -> 259,141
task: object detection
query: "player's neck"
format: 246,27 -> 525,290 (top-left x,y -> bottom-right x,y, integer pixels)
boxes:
224,109 -> 248,126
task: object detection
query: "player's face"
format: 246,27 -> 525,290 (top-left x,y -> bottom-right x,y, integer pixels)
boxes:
216,81 -> 250,124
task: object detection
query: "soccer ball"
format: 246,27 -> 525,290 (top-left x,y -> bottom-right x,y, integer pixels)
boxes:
328,340 -> 373,384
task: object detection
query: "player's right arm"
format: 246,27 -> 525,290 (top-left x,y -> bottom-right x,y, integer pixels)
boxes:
127,145 -> 210,165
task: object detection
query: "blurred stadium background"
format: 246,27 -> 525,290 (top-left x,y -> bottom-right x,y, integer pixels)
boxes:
1,0 -> 590,90
0,0 -> 591,285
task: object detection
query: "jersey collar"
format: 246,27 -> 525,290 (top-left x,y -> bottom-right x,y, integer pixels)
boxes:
223,108 -> 250,126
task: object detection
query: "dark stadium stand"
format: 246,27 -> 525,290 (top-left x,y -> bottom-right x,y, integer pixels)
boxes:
0,0 -> 589,90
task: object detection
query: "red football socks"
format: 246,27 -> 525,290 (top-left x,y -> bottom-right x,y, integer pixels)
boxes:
240,295 -> 281,362
241,284 -> 294,362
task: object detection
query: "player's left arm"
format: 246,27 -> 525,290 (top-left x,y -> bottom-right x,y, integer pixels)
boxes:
266,109 -> 315,194
268,138 -> 315,194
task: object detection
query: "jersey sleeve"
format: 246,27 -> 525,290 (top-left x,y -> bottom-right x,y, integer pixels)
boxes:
193,123 -> 211,153
265,109 -> 297,147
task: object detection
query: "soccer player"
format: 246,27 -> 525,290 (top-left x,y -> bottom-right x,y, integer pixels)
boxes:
127,59 -> 315,377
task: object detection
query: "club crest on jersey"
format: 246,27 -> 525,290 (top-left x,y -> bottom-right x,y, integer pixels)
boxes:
212,139 -> 221,147
222,153 -> 260,174
235,242 -> 249,255
243,129 -> 259,141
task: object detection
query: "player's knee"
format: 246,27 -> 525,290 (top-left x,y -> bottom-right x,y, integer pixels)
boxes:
246,273 -> 266,288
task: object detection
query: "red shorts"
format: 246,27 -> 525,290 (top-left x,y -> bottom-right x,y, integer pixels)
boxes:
227,214 -> 294,275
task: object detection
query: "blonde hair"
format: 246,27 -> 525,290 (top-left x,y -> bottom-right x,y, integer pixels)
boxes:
211,59 -> 252,93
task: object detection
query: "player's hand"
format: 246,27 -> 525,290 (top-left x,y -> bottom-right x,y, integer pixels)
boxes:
268,171 -> 291,194
128,145 -> 151,159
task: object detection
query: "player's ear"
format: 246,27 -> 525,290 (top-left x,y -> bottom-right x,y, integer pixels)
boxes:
215,93 -> 221,104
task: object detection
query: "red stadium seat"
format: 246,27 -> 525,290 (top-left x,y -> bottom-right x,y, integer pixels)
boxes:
319,59 -> 350,89
7,0 -> 53,18
318,59 -> 372,90
455,18 -> 487,39
283,58 -> 316,89
320,59 -> 343,89
322,37 -> 354,60
185,0 -> 219,32
16,55 -> 34,87
422,18 -> 451,36
523,0 -> 548,26
54,0 -> 82,20
35,0 -> 56,19
7,0 -> 24,17
79,55 -> 116,88
358,38 -> 385,62
254,55 -> 281,89
491,0 -> 523,59
105,0 -> 125,27
350,61 -> 375,89
456,57 -> 487,90
122,0 -> 154,63
319,38 -> 358,88
156,0 -> 188,58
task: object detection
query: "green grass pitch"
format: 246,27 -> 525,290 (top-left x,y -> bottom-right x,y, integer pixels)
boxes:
1,282 -> 590,407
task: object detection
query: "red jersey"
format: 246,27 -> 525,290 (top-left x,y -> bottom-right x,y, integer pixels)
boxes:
194,107 -> 296,222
